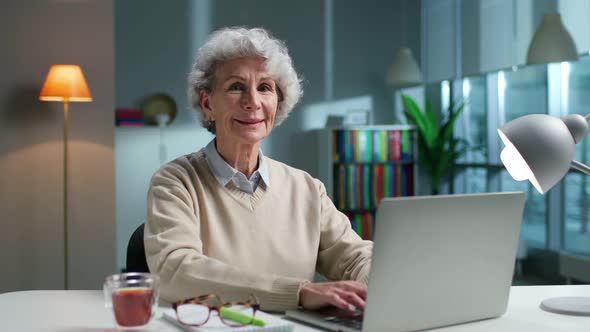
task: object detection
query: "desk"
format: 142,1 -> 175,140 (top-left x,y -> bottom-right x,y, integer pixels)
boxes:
0,286 -> 588,331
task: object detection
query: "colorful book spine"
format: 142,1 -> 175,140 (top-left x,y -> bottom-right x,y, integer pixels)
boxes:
350,214 -> 358,236
356,165 -> 363,209
372,131 -> 381,162
348,165 -> 356,210
383,164 -> 391,198
363,165 -> 372,209
400,164 -> 407,196
401,130 -> 410,161
116,108 -> 143,127
372,130 -> 388,162
379,131 -> 388,162
337,164 -> 346,209
116,108 -> 142,120
348,131 -> 355,163
356,215 -> 363,238
361,213 -> 371,240
395,164 -> 402,197
338,131 -> 346,162
374,164 -> 384,205
332,131 -> 340,162
390,130 -> 401,161
389,163 -> 395,198
364,130 -> 373,162
354,131 -> 363,162
406,164 -> 414,196
117,120 -> 144,127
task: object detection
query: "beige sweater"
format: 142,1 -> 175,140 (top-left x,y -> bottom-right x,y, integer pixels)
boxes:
145,150 -> 372,311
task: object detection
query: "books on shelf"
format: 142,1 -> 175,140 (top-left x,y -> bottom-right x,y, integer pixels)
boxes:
334,163 -> 414,211
345,212 -> 373,241
332,129 -> 414,163
116,108 -> 144,127
327,127 -> 416,241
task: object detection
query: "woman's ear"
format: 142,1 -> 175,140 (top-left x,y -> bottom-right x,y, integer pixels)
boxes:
199,90 -> 213,115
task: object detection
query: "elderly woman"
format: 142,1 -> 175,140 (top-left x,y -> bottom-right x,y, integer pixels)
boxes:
145,27 -> 372,312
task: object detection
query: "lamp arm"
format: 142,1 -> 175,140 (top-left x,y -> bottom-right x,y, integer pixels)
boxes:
585,113 -> 590,121
570,160 -> 590,175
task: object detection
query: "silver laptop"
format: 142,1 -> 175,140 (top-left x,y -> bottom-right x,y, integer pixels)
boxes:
286,192 -> 525,332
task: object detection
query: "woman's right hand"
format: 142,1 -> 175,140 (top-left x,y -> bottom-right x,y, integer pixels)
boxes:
298,281 -> 367,312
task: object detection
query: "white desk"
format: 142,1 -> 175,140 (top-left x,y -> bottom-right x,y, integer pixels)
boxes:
0,286 -> 589,331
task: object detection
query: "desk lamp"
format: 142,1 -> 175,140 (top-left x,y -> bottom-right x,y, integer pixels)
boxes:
498,113 -> 590,315
39,64 -> 92,289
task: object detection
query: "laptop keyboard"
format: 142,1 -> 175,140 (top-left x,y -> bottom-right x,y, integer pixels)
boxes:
315,307 -> 364,330
322,314 -> 363,329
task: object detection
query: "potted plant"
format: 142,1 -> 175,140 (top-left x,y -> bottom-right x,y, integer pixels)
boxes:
401,94 -> 468,195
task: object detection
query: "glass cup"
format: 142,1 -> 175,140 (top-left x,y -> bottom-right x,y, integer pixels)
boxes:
104,272 -> 160,330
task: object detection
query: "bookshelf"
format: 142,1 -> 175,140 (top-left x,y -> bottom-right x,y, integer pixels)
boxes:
317,125 -> 418,240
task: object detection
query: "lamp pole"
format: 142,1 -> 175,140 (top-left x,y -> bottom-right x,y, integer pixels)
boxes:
63,98 -> 69,290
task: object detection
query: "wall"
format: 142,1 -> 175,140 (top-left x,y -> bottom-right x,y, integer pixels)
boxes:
115,0 -> 197,125
559,0 -> 590,54
0,0 -> 116,291
422,0 -> 457,82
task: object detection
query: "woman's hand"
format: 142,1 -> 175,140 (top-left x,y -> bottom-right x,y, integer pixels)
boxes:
298,281 -> 367,311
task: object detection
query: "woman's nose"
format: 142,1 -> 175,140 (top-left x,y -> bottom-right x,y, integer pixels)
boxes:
241,89 -> 261,111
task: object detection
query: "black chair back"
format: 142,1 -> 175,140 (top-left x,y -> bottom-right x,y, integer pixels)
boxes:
126,223 -> 150,273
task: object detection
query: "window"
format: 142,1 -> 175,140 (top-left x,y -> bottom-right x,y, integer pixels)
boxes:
453,76 -> 488,194
423,60 -> 590,257
562,56 -> 590,255
500,65 -> 548,248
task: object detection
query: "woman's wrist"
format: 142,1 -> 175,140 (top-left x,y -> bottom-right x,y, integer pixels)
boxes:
297,280 -> 311,306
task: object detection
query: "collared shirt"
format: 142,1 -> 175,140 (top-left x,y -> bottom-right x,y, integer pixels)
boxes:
203,139 -> 270,194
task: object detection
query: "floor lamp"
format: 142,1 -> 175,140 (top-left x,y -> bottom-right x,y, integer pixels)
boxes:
39,64 -> 92,289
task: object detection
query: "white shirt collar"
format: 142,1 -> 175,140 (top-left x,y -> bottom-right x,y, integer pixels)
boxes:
203,139 -> 270,188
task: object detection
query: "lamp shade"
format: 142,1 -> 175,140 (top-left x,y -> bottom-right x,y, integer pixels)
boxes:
497,114 -> 590,194
40,65 -> 92,102
386,47 -> 423,87
526,12 -> 578,65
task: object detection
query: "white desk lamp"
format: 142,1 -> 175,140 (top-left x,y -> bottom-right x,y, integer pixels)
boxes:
498,113 -> 590,315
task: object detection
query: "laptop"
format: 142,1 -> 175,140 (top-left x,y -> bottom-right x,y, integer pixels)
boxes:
285,192 -> 525,332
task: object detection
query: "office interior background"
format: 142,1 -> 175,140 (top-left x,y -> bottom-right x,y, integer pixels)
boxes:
2,0 -> 590,293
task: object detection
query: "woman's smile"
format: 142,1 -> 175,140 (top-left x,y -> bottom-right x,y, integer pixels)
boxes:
234,118 -> 264,126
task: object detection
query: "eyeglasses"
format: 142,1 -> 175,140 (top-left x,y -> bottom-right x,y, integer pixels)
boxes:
172,294 -> 260,327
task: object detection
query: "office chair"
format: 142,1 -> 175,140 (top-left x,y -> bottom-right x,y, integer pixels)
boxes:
126,223 -> 150,273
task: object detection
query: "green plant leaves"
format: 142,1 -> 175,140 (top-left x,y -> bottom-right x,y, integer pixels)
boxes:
401,94 -> 468,194
402,94 -> 437,149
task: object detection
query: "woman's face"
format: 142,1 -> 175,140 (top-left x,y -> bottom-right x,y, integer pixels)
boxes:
201,57 -> 279,146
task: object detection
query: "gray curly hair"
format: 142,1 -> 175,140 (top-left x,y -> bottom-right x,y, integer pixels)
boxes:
188,27 -> 303,134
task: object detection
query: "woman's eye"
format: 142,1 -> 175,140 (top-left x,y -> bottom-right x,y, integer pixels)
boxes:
228,82 -> 244,91
259,83 -> 274,92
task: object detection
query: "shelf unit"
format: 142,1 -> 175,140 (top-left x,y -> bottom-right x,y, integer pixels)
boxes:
317,125 -> 418,240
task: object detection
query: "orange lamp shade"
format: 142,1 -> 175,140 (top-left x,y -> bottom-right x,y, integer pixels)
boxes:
39,65 -> 93,102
